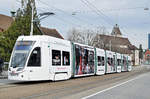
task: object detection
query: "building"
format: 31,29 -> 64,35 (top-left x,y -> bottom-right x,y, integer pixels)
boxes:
148,34 -> 150,49
144,49 -> 150,64
39,27 -> 64,39
0,14 -> 13,32
111,24 -> 122,37
144,34 -> 150,64
0,14 -> 64,39
94,24 -> 139,66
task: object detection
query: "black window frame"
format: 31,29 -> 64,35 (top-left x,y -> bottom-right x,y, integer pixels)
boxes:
62,51 -> 70,66
52,50 -> 61,66
98,56 -> 105,66
27,47 -> 41,67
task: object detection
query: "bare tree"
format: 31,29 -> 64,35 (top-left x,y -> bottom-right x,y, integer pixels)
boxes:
67,26 -> 108,48
67,28 -> 96,46
92,26 -> 109,49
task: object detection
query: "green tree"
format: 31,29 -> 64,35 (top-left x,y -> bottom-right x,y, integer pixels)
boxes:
0,0 -> 41,61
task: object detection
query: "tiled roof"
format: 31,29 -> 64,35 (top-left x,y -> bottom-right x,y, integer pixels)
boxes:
98,34 -> 131,46
39,27 -> 64,39
128,45 -> 138,50
0,14 -> 64,39
0,14 -> 13,32
95,34 -> 136,54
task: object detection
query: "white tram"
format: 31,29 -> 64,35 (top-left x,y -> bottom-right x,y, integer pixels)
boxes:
105,51 -> 117,73
116,53 -> 122,73
127,56 -> 132,71
96,48 -> 105,75
8,35 -> 132,81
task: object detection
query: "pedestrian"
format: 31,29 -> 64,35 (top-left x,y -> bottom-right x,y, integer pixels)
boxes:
0,58 -> 4,75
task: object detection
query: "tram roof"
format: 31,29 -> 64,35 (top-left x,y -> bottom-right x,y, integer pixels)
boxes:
17,35 -> 70,44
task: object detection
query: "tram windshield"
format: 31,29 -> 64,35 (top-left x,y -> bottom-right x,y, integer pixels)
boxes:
10,41 -> 35,68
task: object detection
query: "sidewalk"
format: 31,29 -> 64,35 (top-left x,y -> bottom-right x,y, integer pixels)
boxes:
0,71 -> 8,79
132,65 -> 150,71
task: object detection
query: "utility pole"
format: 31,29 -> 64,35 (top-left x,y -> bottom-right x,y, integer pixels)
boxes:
30,0 -> 34,36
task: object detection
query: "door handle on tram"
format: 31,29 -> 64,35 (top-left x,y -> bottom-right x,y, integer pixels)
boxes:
30,70 -> 33,72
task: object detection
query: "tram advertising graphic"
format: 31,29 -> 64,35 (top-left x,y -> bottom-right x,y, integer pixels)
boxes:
75,44 -> 95,76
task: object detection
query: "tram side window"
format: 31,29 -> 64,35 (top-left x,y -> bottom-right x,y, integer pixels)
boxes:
102,57 -> 105,66
88,51 -> 94,66
117,59 -> 119,66
52,50 -> 61,66
107,58 -> 111,65
117,59 -> 121,66
128,61 -> 131,66
62,51 -> 70,66
28,47 -> 41,66
97,56 -> 101,66
123,59 -> 126,65
110,58 -> 113,66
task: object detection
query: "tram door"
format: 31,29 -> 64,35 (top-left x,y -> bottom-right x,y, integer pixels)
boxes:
28,42 -> 49,80
27,47 -> 42,80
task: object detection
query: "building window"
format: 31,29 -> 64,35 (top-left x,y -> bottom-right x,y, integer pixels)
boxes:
28,47 -> 41,66
52,50 -> 61,66
62,51 -> 70,66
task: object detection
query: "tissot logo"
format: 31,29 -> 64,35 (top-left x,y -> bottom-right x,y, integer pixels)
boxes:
98,69 -> 104,71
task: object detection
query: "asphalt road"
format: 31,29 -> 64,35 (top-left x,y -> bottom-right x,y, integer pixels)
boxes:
84,70 -> 150,99
0,65 -> 149,99
0,79 -> 18,85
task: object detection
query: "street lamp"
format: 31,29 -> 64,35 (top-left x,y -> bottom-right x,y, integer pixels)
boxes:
30,11 -> 55,36
33,12 -> 55,23
33,12 -> 55,35
30,0 -> 55,36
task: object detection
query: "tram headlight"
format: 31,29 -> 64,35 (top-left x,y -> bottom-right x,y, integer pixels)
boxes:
21,75 -> 24,78
8,68 -> 11,71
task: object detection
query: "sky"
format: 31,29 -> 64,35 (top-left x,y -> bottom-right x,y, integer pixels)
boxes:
0,0 -> 150,49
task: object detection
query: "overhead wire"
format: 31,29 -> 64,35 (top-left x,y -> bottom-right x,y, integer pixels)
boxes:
37,0 -> 145,46
36,2 -> 82,27
80,0 -> 114,26
80,0 -> 143,45
37,0 -> 95,27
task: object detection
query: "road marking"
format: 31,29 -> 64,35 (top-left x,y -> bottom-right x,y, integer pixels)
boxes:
82,73 -> 147,99
0,83 -> 6,85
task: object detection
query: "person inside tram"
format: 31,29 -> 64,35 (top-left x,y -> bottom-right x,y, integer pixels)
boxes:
53,55 -> 61,65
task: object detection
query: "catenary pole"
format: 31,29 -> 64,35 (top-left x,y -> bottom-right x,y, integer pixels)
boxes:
30,0 -> 34,36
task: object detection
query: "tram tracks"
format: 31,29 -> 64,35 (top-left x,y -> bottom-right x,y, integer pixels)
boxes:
0,66 -> 149,99
0,84 -> 18,89
21,67 -> 150,99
